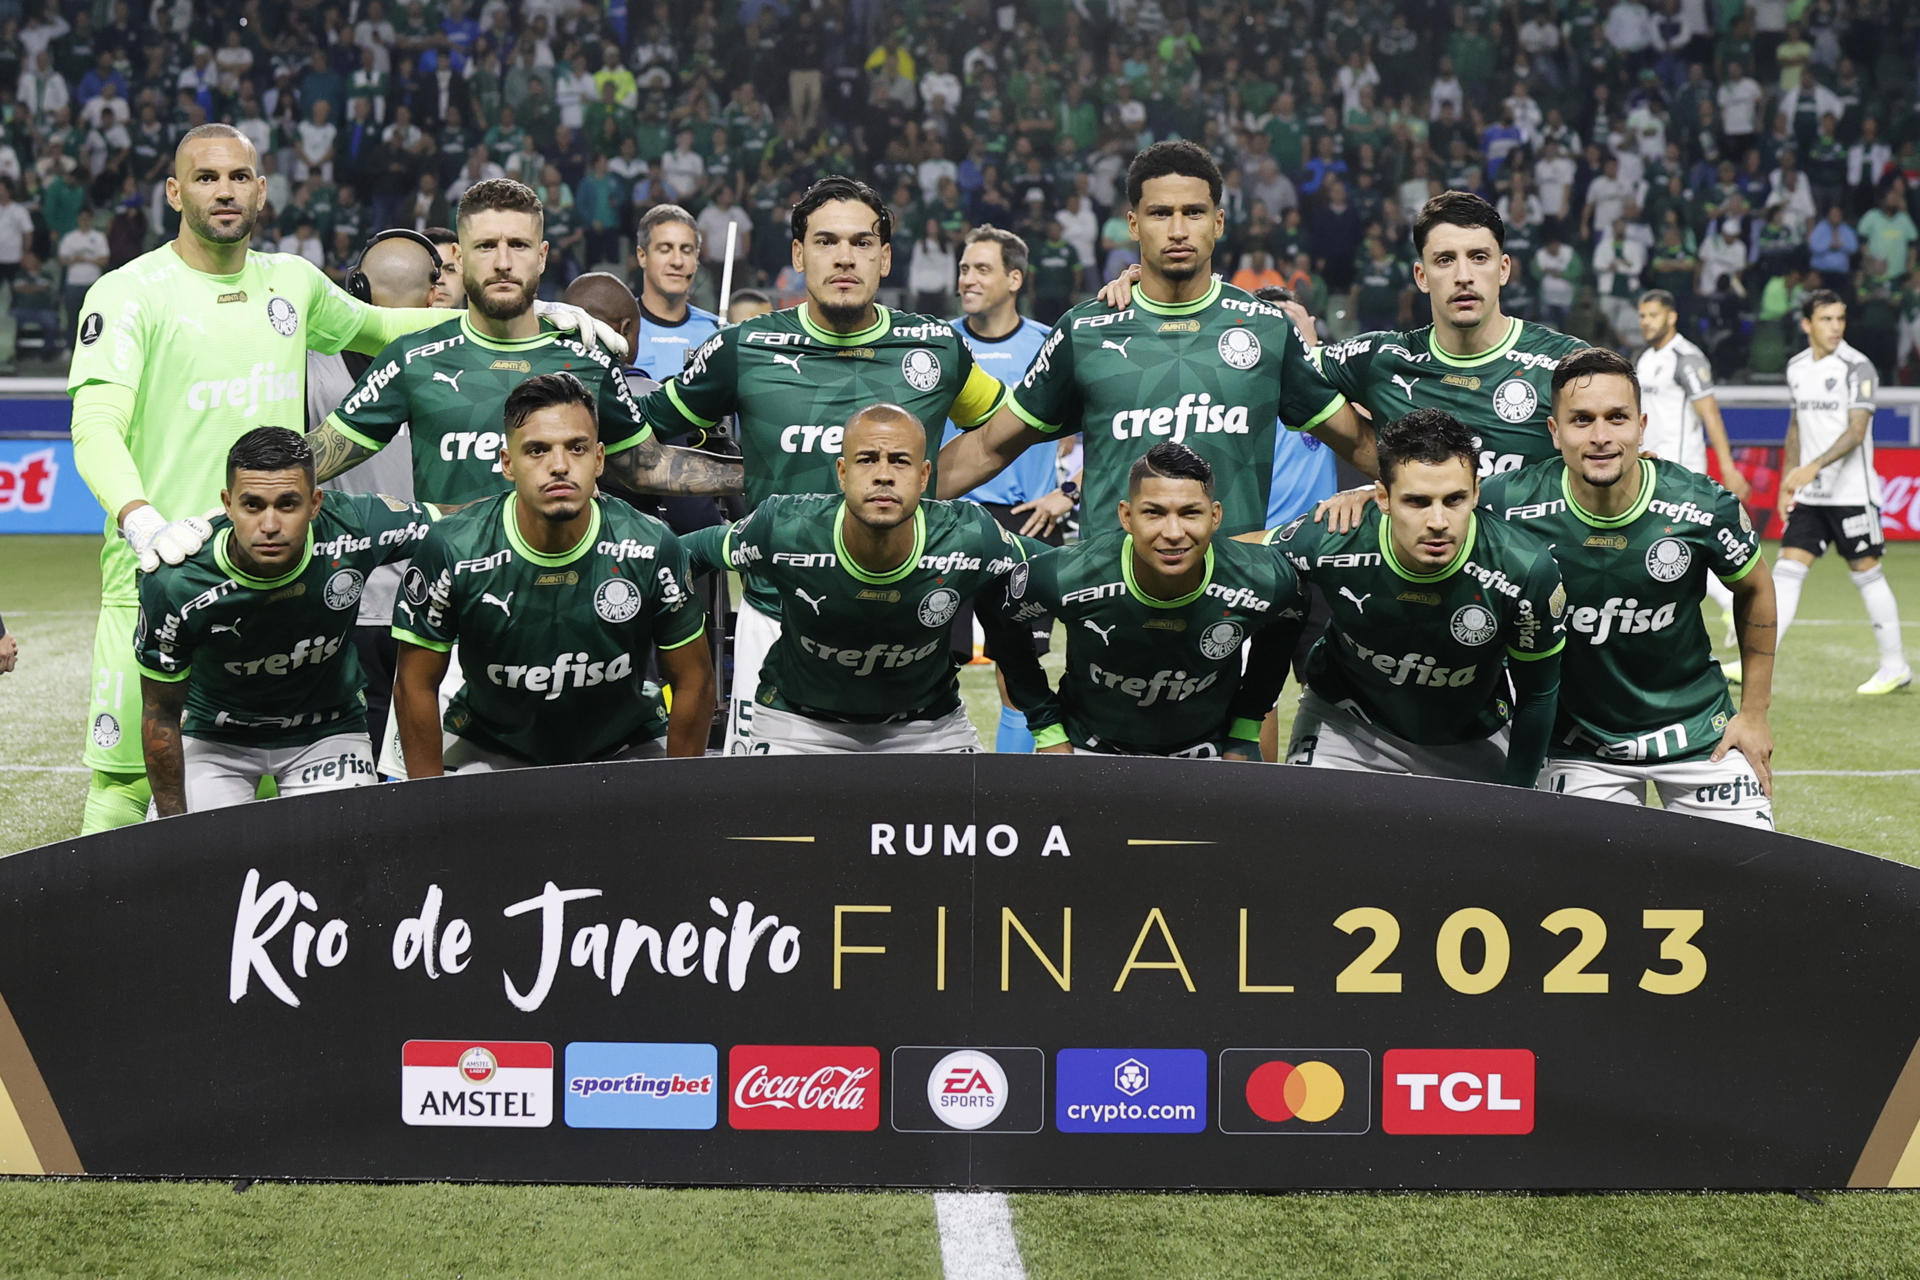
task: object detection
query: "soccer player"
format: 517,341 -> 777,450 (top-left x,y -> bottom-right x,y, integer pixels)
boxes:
727,288 -> 775,325
1635,288 -> 1750,644
1776,290 -> 1910,694
627,204 -> 721,380
1481,348 -> 1778,825
1268,409 -> 1565,787
682,405 -> 1030,754
941,224 -> 1063,753
135,428 -> 436,815
938,140 -> 1375,537
424,226 -> 465,308
993,442 -> 1306,759
391,373 -> 714,774
633,174 -> 1014,752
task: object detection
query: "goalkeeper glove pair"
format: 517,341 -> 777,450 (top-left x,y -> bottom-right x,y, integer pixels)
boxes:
120,504 -> 213,573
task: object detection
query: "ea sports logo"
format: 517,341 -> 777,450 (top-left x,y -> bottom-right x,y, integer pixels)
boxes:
1218,327 -> 1262,370
901,348 -> 942,392
917,586 -> 961,627
267,295 -> 300,338
1450,603 -> 1498,646
1244,1058 -> 1346,1123
1491,378 -> 1538,423
1646,537 -> 1691,582
594,576 -> 642,623
323,568 -> 365,611
459,1046 -> 498,1084
1199,619 -> 1244,660
926,1049 -> 1007,1130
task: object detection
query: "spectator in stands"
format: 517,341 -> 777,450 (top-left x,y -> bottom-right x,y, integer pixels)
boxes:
57,205 -> 108,330
1858,182 -> 1919,286
1767,152 -> 1817,235
1716,61 -> 1763,156
1807,204 -> 1859,293
1595,216 -> 1649,345
9,251 -> 60,356
1533,227 -> 1582,330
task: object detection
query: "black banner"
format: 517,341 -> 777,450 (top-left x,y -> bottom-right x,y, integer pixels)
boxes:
3,757 -> 1920,1189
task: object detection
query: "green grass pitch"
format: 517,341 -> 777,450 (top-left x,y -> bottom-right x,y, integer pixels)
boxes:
1,534 -> 1917,1277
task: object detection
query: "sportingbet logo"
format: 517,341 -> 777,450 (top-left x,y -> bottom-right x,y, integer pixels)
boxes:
779,423 -> 844,453
727,1045 -> 880,1131
485,651 -> 635,699
220,633 -> 346,676
188,362 -> 301,414
402,1040 -> 553,1127
1089,662 -> 1220,707
564,1042 -> 718,1130
1341,635 -> 1479,687
1382,1049 -> 1535,1135
1567,597 -> 1678,644
1109,393 -> 1251,444
797,634 -> 944,676
0,448 -> 57,512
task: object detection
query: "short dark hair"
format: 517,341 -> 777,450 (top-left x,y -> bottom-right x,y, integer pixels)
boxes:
226,426 -> 314,486
1802,287 -> 1846,319
729,287 -> 772,308
1637,288 -> 1678,311
457,177 -> 544,230
964,224 -> 1029,278
423,224 -> 457,249
504,372 -> 597,438
1377,408 -> 1479,487
638,202 -> 699,249
1412,190 -> 1506,256
1128,441 -> 1215,498
1551,346 -> 1641,410
790,175 -> 893,244
1127,140 -> 1223,209
1251,285 -> 1297,305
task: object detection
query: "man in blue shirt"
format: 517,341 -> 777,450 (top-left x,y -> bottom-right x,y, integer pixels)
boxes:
628,203 -> 721,382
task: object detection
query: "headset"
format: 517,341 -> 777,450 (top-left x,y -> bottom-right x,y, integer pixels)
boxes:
345,227 -> 445,303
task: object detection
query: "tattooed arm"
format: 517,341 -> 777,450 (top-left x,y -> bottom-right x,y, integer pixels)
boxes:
603,434 -> 745,497
140,675 -> 190,817
309,421 -> 378,483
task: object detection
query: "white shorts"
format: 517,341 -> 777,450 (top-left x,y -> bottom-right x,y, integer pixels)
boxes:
750,703 -> 982,755
1540,753 -> 1775,829
376,646 -> 465,780
441,734 -> 666,773
725,605 -> 780,756
181,731 -> 376,813
1286,688 -> 1508,784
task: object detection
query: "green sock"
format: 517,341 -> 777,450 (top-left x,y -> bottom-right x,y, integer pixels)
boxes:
81,770 -> 152,834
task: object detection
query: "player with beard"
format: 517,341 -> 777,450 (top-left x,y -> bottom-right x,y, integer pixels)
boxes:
633,175 -> 1016,753
392,373 -> 714,773
681,405 -> 1032,754
64,125 -> 611,833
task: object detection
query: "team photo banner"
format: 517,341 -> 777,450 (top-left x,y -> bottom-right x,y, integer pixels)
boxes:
3,756 -> 1920,1189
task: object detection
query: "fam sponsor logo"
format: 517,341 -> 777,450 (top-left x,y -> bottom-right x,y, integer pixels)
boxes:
890,1046 -> 1044,1134
564,1042 -> 718,1130
1056,1048 -> 1206,1134
402,1040 -> 554,1127
1381,1048 -> 1535,1135
728,1045 -> 879,1131
1218,1049 -> 1372,1134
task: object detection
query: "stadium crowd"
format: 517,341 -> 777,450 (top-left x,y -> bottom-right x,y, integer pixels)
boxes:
1,0 -> 1920,377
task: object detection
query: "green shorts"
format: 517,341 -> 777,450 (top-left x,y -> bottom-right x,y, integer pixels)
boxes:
84,602 -> 147,774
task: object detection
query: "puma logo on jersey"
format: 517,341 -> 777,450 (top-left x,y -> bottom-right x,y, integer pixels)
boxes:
433,370 -> 464,393
794,587 -> 826,615
482,591 -> 514,616
1102,337 -> 1133,359
1339,587 -> 1371,612
1391,374 -> 1417,400
211,621 -> 243,638
772,353 -> 803,372
1083,620 -> 1116,644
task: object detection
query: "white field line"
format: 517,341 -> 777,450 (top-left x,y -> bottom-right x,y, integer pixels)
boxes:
934,1191 -> 1027,1280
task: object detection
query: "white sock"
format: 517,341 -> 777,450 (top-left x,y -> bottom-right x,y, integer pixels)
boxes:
1706,575 -> 1733,612
1851,565 -> 1907,669
1773,559 -> 1809,643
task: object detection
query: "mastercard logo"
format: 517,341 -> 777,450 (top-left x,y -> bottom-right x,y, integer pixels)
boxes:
1244,1059 -> 1346,1123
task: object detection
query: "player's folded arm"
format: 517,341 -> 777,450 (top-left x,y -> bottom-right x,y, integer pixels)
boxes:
935,400 -> 1058,499
602,429 -> 745,498
1501,649 -> 1561,789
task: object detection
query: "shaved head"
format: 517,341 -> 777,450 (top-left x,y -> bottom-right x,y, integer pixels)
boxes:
562,271 -> 640,356
358,234 -> 441,308
842,403 -> 926,458
173,122 -> 256,174
837,403 -> 928,530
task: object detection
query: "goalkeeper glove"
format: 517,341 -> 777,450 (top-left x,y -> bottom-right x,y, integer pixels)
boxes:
120,504 -> 213,573
533,299 -> 632,360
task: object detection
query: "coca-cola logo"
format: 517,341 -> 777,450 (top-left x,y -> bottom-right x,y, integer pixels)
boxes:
727,1046 -> 880,1131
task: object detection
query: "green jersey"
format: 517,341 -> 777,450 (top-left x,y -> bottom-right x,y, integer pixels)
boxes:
1267,510 -> 1566,745
685,495 -> 1028,722
1006,278 -> 1348,535
995,530 -> 1309,756
69,247 -> 372,603
1315,318 -> 1589,477
324,311 -> 652,506
134,493 -> 435,748
392,493 -> 704,765
1481,458 -> 1761,764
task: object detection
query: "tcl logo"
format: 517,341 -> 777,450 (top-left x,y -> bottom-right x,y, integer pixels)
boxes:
727,1045 -> 879,1131
0,448 -> 57,512
1382,1049 -> 1535,1135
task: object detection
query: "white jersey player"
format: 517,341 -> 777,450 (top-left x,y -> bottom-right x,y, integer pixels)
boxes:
1778,290 -> 1909,694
